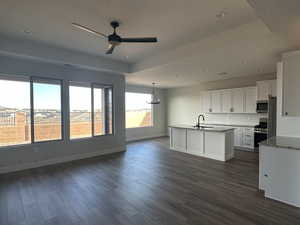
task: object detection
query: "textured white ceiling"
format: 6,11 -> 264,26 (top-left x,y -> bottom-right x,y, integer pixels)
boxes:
0,0 -> 256,62
0,0 -> 297,87
127,20 -> 291,87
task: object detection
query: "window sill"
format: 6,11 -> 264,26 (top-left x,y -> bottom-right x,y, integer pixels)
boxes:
69,134 -> 114,142
0,139 -> 64,151
126,126 -> 154,129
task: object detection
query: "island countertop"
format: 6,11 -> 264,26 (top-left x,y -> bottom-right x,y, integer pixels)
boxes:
168,124 -> 235,132
259,136 -> 300,151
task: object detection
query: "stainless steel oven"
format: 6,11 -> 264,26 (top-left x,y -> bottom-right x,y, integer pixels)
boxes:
256,100 -> 268,113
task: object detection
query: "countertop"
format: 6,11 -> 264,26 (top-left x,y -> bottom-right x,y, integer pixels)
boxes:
259,136 -> 300,151
202,122 -> 258,128
169,124 -> 235,132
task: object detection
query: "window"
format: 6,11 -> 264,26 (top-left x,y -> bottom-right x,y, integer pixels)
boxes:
69,83 -> 92,139
0,78 -> 31,147
92,85 -> 113,135
69,82 -> 113,139
126,92 -> 153,128
0,76 -> 63,147
33,79 -> 62,142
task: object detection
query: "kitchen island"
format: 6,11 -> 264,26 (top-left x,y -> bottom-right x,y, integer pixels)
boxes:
169,125 -> 235,161
259,136 -> 300,207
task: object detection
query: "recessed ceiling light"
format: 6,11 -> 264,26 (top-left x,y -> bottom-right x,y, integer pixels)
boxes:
216,11 -> 227,19
24,29 -> 32,34
218,72 -> 228,76
64,64 -> 74,67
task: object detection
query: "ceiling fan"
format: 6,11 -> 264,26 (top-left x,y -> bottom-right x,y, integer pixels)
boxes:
72,21 -> 158,54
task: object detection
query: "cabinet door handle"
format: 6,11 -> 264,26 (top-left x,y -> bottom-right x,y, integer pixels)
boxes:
285,112 -> 288,116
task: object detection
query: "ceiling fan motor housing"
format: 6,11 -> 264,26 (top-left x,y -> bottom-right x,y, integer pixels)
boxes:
108,34 -> 122,45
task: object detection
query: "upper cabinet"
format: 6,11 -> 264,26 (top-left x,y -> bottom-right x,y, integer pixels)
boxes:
232,88 -> 244,113
211,90 -> 222,113
201,86 -> 257,114
244,87 -> 257,113
282,53 -> 300,116
221,89 -> 232,113
201,91 -> 212,113
257,80 -> 276,101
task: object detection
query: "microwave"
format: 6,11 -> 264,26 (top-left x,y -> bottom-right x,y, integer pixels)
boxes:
256,100 -> 268,113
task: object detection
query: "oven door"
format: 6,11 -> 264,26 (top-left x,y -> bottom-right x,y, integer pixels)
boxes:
254,131 -> 268,149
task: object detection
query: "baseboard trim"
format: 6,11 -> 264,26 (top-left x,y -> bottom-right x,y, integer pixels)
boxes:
126,133 -> 167,142
265,193 -> 300,208
0,146 -> 126,174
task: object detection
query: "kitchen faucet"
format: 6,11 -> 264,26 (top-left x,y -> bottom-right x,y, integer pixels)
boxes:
195,114 -> 205,128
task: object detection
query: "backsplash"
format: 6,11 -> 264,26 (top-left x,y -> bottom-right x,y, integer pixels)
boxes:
203,113 -> 267,125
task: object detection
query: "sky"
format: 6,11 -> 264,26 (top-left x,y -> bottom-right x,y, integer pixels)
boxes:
0,80 -> 31,109
126,92 -> 152,110
0,80 -> 152,111
0,80 -> 61,110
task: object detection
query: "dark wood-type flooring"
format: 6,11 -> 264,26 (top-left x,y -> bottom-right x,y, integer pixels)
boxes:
0,137 -> 300,225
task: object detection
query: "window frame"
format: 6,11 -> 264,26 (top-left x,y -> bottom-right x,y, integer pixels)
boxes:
69,82 -> 114,140
0,75 -> 64,149
30,76 -> 64,144
91,83 -> 114,137
125,91 -> 154,129
0,74 -> 115,149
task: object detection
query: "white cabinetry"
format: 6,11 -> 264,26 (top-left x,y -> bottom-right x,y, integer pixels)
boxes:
211,90 -> 222,113
260,144 -> 300,207
242,127 -> 254,149
257,80 -> 276,101
187,129 -> 204,156
221,89 -> 232,113
233,127 -> 254,150
232,88 -> 244,113
201,86 -> 257,114
244,87 -> 257,113
282,54 -> 300,116
170,127 -> 234,162
201,91 -> 212,113
233,127 -> 243,147
171,128 -> 186,152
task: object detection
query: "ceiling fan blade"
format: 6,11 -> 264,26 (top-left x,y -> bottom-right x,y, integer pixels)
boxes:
72,23 -> 107,38
106,44 -> 115,54
121,37 -> 157,43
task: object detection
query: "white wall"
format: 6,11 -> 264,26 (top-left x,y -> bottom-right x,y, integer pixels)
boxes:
167,73 -> 276,126
276,60 -> 300,137
126,84 -> 167,141
0,55 -> 126,173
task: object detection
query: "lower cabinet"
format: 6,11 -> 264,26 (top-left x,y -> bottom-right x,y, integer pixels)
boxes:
187,129 -> 204,156
170,127 -> 234,161
233,127 -> 254,150
171,128 -> 187,152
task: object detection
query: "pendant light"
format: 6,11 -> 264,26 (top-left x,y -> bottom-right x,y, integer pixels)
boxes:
148,83 -> 160,104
